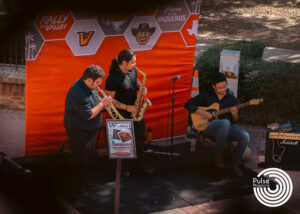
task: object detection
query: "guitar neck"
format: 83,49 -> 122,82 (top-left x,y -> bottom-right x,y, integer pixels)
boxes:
215,101 -> 250,116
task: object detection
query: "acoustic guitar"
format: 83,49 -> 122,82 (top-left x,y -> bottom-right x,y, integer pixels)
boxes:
191,98 -> 263,132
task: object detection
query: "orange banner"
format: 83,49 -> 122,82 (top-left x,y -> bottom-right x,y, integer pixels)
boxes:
25,0 -> 201,156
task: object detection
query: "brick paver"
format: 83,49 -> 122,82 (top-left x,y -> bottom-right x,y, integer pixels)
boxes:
0,108 -> 25,157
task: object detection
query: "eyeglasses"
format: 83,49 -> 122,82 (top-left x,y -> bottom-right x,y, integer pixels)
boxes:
94,79 -> 102,85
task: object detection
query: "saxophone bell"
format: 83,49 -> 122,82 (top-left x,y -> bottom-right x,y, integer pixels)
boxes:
132,67 -> 152,121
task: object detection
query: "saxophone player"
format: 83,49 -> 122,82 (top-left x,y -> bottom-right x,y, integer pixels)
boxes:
105,49 -> 153,177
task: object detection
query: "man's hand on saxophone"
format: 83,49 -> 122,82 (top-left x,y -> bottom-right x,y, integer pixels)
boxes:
105,90 -> 138,114
126,105 -> 138,114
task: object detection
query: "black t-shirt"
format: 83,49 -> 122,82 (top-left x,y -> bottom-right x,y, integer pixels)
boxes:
105,67 -> 138,118
184,88 -> 238,122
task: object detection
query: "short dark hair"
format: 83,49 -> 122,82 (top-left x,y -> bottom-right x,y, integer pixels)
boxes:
212,72 -> 227,85
82,65 -> 105,80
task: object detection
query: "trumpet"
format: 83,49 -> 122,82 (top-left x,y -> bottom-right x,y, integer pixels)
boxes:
96,87 -> 124,119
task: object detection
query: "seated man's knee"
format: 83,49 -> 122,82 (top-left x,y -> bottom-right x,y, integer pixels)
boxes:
218,119 -> 231,131
241,131 -> 250,146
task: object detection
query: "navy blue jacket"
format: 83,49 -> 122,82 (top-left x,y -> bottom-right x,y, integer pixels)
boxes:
64,78 -> 101,131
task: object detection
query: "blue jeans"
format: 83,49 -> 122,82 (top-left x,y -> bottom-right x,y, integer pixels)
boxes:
203,119 -> 249,165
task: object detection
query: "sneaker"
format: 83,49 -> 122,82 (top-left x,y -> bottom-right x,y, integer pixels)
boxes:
229,164 -> 243,177
213,152 -> 225,168
72,190 -> 95,202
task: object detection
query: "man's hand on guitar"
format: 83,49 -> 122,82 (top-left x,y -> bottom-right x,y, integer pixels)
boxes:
230,107 -> 238,115
203,111 -> 213,119
230,106 -> 239,121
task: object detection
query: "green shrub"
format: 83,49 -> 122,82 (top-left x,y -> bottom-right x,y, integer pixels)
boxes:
195,39 -> 265,91
238,61 -> 300,126
194,40 -> 300,126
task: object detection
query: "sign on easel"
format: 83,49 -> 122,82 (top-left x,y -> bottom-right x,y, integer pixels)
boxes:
106,119 -> 136,214
106,119 -> 136,159
219,49 -> 240,97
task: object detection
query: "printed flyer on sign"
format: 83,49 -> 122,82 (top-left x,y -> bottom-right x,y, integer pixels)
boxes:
106,119 -> 136,159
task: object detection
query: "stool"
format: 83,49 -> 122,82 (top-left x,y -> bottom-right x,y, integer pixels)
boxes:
198,130 -> 235,163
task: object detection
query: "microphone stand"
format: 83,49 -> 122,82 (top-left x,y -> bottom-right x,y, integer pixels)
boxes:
143,77 -> 182,171
169,78 -> 182,171
170,78 -> 175,155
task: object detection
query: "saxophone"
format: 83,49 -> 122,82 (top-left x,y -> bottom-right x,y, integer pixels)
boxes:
132,67 -> 152,121
96,87 -> 124,119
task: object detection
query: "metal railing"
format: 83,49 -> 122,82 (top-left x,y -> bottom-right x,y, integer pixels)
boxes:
0,34 -> 25,68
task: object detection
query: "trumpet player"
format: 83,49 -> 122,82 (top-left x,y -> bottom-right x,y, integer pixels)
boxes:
105,49 -> 153,177
64,65 -> 113,202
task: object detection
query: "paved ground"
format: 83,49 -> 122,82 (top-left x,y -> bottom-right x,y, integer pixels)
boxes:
0,108 -> 25,157
194,39 -> 300,64
154,126 -> 300,214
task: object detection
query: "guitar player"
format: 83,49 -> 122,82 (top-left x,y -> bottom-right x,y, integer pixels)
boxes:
184,72 -> 249,176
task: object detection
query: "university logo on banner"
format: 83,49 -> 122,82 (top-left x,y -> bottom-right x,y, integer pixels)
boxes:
78,31 -> 95,46
124,16 -> 161,51
181,14 -> 199,47
97,15 -> 133,36
35,10 -> 74,40
155,0 -> 190,32
66,19 -> 105,56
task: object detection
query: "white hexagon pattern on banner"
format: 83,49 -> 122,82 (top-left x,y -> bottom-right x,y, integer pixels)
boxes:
25,24 -> 44,61
124,16 -> 161,51
66,19 -> 105,56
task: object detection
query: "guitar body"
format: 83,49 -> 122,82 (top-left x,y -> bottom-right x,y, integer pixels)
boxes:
190,98 -> 263,132
191,103 -> 220,132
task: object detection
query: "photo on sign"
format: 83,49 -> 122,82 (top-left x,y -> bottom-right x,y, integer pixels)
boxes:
106,119 -> 136,159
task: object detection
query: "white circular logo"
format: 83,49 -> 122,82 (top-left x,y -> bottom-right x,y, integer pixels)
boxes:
253,168 -> 293,207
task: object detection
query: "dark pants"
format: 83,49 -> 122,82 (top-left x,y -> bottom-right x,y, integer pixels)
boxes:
124,119 -> 146,170
65,128 -> 97,193
204,119 -> 249,165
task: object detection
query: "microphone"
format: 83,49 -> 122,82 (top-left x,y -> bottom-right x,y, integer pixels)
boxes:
170,75 -> 180,80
